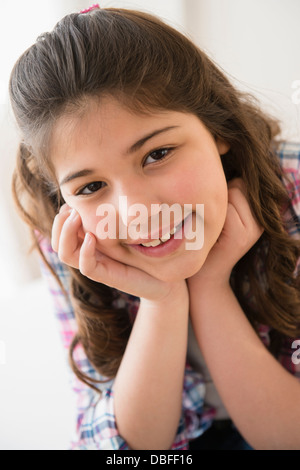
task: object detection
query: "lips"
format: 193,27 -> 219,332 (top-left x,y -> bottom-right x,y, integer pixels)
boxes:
126,213 -> 193,258
127,217 -> 185,246
139,224 -> 180,247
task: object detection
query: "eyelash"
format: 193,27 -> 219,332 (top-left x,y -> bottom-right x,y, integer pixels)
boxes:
75,147 -> 174,196
143,147 -> 174,166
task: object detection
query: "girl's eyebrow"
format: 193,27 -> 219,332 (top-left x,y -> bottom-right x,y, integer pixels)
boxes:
60,126 -> 179,186
60,169 -> 94,186
126,126 -> 179,154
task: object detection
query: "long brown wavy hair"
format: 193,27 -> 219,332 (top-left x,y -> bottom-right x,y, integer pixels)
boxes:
9,8 -> 300,390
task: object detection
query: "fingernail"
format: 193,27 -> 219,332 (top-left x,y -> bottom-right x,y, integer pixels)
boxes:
84,232 -> 93,245
69,209 -> 78,220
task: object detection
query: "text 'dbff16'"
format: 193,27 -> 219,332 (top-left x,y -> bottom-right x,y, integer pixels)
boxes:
106,454 -> 193,466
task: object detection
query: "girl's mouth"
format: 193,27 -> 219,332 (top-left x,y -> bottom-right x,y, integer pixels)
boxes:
127,213 -> 193,258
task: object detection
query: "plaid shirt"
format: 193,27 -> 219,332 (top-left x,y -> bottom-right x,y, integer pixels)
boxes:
38,142 -> 300,450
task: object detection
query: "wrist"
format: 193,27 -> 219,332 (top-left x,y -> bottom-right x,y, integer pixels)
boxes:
188,271 -> 231,293
189,281 -> 235,320
140,281 -> 189,312
188,277 -> 234,317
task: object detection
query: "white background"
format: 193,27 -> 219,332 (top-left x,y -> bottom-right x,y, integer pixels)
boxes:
0,0 -> 299,449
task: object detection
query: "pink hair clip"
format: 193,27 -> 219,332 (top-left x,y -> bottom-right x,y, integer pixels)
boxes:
80,4 -> 100,14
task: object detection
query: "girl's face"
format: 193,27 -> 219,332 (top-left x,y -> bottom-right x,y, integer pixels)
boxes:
51,97 -> 229,282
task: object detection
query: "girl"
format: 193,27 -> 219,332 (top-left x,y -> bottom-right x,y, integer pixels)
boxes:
9,5 -> 300,450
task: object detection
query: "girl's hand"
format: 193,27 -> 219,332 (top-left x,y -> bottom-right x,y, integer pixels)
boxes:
188,178 -> 264,288
51,205 -> 188,304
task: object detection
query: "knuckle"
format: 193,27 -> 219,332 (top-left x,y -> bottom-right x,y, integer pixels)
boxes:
57,248 -> 73,266
57,251 -> 68,265
51,239 -> 58,253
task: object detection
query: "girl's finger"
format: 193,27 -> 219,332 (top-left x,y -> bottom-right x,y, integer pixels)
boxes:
228,186 -> 264,238
57,209 -> 83,268
51,206 -> 72,252
79,233 -> 168,299
79,232 -> 98,275
79,232 -> 123,288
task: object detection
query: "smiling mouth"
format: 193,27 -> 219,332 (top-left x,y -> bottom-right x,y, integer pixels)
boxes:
126,217 -> 185,247
126,214 -> 192,257
139,221 -> 182,247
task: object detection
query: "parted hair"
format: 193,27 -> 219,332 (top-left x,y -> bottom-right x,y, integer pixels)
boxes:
9,8 -> 300,390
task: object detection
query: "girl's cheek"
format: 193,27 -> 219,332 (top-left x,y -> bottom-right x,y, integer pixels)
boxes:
80,210 -> 119,245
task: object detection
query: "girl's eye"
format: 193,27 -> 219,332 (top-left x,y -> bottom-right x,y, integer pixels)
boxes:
144,148 -> 172,165
76,181 -> 106,195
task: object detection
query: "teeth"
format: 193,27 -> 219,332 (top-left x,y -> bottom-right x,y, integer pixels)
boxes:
160,232 -> 171,242
140,225 -> 179,247
141,239 -> 162,247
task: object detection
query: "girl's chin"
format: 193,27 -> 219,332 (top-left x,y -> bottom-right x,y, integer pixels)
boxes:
149,259 -> 206,283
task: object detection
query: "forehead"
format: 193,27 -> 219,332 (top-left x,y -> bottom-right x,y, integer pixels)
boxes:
50,96 -> 187,163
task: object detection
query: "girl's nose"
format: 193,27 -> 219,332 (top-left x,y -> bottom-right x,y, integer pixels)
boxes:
119,196 -> 162,238
114,185 -> 162,239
